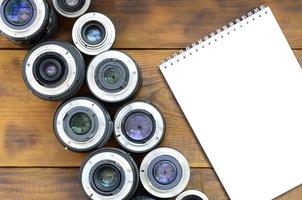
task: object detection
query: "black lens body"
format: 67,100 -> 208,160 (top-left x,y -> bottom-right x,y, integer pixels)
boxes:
0,0 -> 57,45
23,40 -> 85,101
80,148 -> 139,200
181,195 -> 204,200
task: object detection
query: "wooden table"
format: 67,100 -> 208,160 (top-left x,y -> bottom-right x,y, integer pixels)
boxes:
0,0 -> 301,199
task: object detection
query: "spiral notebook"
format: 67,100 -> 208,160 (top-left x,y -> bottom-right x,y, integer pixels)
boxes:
160,6 -> 302,200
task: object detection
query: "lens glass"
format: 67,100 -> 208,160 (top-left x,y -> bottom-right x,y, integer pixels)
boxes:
94,165 -> 121,192
64,0 -> 80,7
44,62 -> 58,77
124,112 -> 154,141
104,66 -> 122,85
37,57 -> 64,84
82,22 -> 106,45
153,161 -> 177,185
4,0 -> 33,26
70,113 -> 91,135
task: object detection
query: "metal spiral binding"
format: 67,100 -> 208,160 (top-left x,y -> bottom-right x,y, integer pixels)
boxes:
161,5 -> 268,68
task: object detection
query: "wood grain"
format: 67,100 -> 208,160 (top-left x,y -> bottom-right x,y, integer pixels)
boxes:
1,50 -> 301,167
1,1 -> 302,199
0,0 -> 302,49
0,168 -> 300,200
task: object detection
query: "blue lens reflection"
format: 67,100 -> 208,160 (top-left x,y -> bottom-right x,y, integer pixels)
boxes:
5,0 -> 33,26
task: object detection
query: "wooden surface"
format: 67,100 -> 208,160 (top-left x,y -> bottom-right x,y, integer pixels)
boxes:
0,0 -> 301,199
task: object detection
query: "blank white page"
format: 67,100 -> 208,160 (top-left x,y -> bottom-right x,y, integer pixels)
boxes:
160,6 -> 302,200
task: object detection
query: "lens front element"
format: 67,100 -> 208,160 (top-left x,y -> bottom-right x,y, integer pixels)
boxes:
94,165 -> 121,192
70,112 -> 92,135
4,0 -> 33,26
153,161 -> 177,185
124,112 -> 154,142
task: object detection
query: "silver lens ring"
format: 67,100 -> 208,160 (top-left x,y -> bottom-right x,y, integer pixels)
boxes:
23,41 -> 85,100
114,101 -> 165,153
0,0 -> 47,39
176,190 -> 209,200
72,12 -> 115,55
87,50 -> 141,103
140,147 -> 190,198
54,97 -> 113,152
52,0 -> 91,18
80,148 -> 139,200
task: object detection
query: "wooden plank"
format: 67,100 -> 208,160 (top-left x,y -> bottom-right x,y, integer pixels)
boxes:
1,50 -> 301,168
0,0 -> 302,49
0,168 -> 300,200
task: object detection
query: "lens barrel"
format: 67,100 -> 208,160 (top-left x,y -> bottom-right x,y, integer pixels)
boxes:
52,0 -> 91,18
80,148 -> 139,200
23,40 -> 85,100
87,50 -> 141,103
140,147 -> 190,199
176,190 -> 209,200
114,101 -> 165,153
54,97 -> 113,152
0,0 -> 57,44
72,12 -> 115,55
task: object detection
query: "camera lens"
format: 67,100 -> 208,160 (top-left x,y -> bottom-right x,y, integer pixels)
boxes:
87,50 -> 141,103
54,97 -> 113,152
176,190 -> 209,200
140,147 -> 190,199
52,0 -> 90,18
72,12 -> 115,55
80,148 -> 139,200
114,101 -> 165,153
0,0 -> 57,44
23,41 -> 85,101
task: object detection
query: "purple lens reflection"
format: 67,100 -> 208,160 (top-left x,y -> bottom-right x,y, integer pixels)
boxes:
124,112 -> 154,141
153,161 -> 177,185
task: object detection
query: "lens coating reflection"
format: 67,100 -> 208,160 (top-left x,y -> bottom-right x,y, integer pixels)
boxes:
153,161 -> 177,185
84,24 -> 104,45
64,0 -> 80,7
94,165 -> 121,192
124,112 -> 154,141
44,62 -> 58,77
4,0 -> 33,26
70,113 -> 91,135
104,66 -> 122,85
